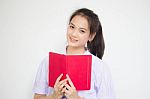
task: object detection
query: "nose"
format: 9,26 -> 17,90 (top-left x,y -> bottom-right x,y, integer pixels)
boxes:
71,29 -> 78,37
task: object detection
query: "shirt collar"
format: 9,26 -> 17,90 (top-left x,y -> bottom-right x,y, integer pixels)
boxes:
59,46 -> 91,55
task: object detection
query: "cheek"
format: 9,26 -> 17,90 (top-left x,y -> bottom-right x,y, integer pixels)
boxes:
81,33 -> 90,40
66,29 -> 71,40
79,35 -> 89,43
67,28 -> 71,35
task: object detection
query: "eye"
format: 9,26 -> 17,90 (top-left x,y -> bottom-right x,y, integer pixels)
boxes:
69,25 -> 74,29
80,30 -> 85,33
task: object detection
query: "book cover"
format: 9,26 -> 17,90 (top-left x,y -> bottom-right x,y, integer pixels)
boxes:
48,52 -> 92,90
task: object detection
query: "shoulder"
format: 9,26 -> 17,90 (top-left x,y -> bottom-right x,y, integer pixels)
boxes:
87,51 -> 111,78
86,51 -> 107,70
37,56 -> 49,71
40,56 -> 49,65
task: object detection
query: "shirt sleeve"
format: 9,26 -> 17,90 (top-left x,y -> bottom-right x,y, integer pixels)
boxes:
32,57 -> 49,95
94,60 -> 116,99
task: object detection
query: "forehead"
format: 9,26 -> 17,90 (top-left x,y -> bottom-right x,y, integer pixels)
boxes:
70,15 -> 89,30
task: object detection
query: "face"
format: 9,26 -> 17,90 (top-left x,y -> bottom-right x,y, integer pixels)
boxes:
67,15 -> 94,48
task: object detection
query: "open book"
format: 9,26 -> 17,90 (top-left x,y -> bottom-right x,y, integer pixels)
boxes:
48,52 -> 92,90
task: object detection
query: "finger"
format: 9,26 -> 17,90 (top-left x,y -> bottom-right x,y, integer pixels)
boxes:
66,74 -> 75,89
64,86 -> 71,96
57,79 -> 67,90
65,83 -> 72,91
61,86 -> 66,93
59,78 -> 67,85
54,74 -> 63,87
59,81 -> 67,91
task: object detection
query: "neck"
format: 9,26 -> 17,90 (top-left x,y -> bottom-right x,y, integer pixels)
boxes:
66,46 -> 85,55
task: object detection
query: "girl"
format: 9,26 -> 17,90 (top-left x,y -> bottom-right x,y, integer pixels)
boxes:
33,8 -> 115,99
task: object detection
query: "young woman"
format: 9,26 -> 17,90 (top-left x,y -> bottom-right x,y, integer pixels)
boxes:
33,8 -> 115,99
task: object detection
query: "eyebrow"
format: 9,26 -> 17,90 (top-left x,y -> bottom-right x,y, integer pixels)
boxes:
70,22 -> 88,31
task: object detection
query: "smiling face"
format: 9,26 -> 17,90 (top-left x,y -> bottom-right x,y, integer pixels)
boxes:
67,15 -> 94,49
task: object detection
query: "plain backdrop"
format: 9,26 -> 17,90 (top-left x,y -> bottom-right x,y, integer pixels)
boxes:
0,0 -> 150,99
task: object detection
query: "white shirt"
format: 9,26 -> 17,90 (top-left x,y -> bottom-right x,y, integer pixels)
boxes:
33,49 -> 116,99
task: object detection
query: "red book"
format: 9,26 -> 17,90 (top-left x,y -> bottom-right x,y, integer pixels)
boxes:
49,52 -> 92,90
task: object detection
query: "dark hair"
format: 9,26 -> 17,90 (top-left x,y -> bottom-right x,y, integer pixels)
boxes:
69,8 -> 105,59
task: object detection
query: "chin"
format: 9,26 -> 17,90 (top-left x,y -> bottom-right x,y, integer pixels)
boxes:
68,43 -> 78,48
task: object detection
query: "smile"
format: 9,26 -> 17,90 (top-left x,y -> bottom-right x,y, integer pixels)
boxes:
69,37 -> 78,43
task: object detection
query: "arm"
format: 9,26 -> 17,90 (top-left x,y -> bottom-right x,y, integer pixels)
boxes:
34,94 -> 54,99
95,61 -> 116,99
33,58 -> 66,99
33,74 -> 68,99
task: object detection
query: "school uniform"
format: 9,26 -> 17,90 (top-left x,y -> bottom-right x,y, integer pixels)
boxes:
33,48 -> 116,99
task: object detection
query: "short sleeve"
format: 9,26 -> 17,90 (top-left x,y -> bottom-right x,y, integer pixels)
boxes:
32,57 -> 49,95
94,60 -> 116,99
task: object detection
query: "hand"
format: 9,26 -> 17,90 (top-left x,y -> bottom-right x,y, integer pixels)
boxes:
52,74 -> 67,99
62,74 -> 82,99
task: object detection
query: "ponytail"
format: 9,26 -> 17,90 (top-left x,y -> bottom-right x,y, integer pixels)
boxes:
87,23 -> 105,59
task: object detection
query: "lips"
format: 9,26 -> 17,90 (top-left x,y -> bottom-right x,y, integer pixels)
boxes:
69,37 -> 78,43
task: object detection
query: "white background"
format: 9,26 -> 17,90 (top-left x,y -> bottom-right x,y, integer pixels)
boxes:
0,0 -> 150,99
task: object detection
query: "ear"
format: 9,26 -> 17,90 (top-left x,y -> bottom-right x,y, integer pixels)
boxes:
88,32 -> 96,42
